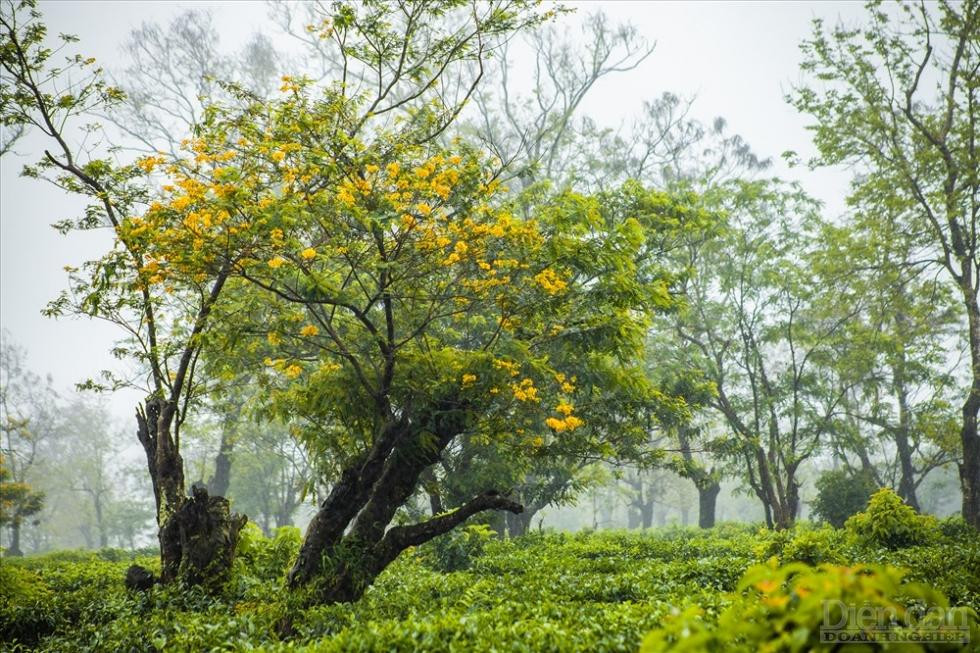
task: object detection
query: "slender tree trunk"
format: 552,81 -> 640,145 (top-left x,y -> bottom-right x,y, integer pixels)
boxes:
422,468 -> 443,516
893,342 -> 921,511
677,426 -> 721,529
208,428 -> 233,499
8,519 -> 23,556
94,494 -> 108,548
698,481 -> 720,528
961,286 -> 980,528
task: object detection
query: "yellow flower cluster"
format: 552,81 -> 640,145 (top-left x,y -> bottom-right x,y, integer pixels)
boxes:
511,378 -> 539,403
545,415 -> 584,432
136,155 -> 166,174
494,359 -> 520,377
461,373 -> 477,387
442,240 -> 469,266
554,372 -> 576,394
533,268 -> 567,295
300,324 -> 319,337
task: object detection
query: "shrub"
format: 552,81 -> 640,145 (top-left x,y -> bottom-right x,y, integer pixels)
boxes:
939,516 -> 976,540
780,526 -> 845,565
234,523 -> 302,583
642,559 -> 980,652
845,487 -> 938,549
811,468 -> 877,528
420,522 -> 496,572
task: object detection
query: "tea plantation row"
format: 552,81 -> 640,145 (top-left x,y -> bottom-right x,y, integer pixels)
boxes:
2,495 -> 979,651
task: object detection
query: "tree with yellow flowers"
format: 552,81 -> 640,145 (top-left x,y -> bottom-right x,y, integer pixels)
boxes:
2,0 -> 551,589
163,71 -> 705,601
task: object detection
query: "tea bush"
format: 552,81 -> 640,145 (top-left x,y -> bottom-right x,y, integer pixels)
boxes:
1,521 -> 977,652
641,559 -> 980,652
845,487 -> 939,549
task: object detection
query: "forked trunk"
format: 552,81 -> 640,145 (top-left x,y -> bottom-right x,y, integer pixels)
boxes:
286,406 -> 522,608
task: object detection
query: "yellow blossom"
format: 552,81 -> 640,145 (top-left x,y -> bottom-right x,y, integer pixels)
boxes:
267,332 -> 281,346
511,379 -> 539,402
300,247 -> 317,260
268,256 -> 286,269
416,202 -> 432,216
533,268 -> 567,294
284,364 -> 302,379
556,401 -> 574,416
461,373 -> 477,387
300,324 -> 319,337
136,155 -> 165,173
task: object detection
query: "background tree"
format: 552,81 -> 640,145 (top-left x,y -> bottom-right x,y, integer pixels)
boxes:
790,0 -> 980,527
674,180 -> 851,529
813,209 -> 961,510
0,335 -> 57,555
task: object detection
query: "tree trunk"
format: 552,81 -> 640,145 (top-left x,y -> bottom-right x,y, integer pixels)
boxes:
286,404 -> 524,607
958,275 -> 980,529
422,468 -> 443,516
136,398 -> 245,588
640,501 -> 655,529
893,346 -> 921,511
318,491 -> 522,604
208,428 -> 233,499
7,520 -> 23,556
94,494 -> 108,548
506,506 -> 535,536
159,485 -> 247,587
697,481 -> 720,528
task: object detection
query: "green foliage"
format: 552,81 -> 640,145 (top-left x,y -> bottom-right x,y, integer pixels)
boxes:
2,527 -> 977,652
234,523 -> 302,584
846,488 -> 938,550
751,524 -> 848,567
642,559 -> 979,652
811,468 -> 878,528
419,522 -> 496,572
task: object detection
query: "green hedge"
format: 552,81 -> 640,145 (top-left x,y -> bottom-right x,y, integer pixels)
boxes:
1,522 -> 977,652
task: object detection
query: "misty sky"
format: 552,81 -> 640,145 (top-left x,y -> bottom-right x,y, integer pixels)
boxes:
0,0 -> 866,421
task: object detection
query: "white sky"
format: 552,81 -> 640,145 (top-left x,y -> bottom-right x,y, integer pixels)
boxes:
1,0 -> 864,421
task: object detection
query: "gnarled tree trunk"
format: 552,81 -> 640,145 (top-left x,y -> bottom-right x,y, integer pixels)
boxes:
136,398 -> 246,588
287,403 -> 523,606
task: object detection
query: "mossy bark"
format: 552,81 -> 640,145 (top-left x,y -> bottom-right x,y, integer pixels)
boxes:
136,398 -> 246,588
